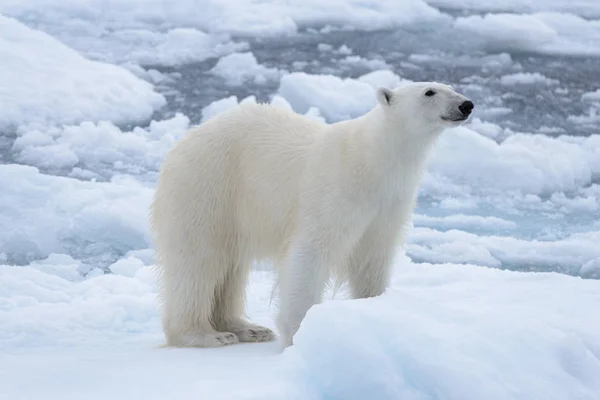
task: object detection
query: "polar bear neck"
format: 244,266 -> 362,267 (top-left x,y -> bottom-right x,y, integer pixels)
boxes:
323,106 -> 441,203
356,106 -> 441,175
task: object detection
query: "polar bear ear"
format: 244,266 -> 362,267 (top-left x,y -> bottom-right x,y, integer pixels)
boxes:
377,87 -> 394,107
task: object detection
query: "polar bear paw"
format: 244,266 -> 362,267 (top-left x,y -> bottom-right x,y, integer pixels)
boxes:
228,323 -> 276,343
168,331 -> 239,348
214,332 -> 240,346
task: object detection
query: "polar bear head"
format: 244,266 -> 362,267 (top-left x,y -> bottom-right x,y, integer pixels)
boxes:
376,82 -> 473,135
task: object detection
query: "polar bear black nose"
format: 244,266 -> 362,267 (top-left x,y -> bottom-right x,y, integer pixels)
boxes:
459,100 -> 474,116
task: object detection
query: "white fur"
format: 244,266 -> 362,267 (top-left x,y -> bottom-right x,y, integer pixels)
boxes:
150,82 -> 472,349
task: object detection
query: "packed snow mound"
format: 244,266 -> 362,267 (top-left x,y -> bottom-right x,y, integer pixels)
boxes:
429,128 -> 600,195
0,257 -> 274,349
0,258 -> 159,348
279,72 -> 376,121
12,113 -> 190,179
123,28 -> 248,67
0,164 -> 154,265
278,70 -> 409,121
582,89 -> 600,103
0,14 -> 165,129
500,72 -> 559,86
358,70 -> 408,90
210,52 -> 283,86
454,12 -> 600,56
285,262 -> 600,400
407,228 -> 600,274
412,214 -> 517,231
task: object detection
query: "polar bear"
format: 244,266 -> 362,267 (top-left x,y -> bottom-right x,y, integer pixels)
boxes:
150,82 -> 473,349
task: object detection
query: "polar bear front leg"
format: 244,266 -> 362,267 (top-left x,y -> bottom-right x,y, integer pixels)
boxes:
345,212 -> 401,299
276,239 -> 330,349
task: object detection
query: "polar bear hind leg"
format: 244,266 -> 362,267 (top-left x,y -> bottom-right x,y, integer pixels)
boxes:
212,260 -> 276,343
158,244 -> 240,348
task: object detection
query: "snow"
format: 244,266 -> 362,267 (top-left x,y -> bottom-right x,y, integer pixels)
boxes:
278,73 -> 373,120
336,44 -> 353,55
286,261 -> 600,400
455,12 -> 600,57
0,164 -> 154,265
407,228 -> 600,273
428,128 -> 600,196
108,256 -> 146,278
569,109 -> 600,127
582,89 -> 600,103
210,52 -> 283,86
412,214 -> 517,231
278,71 -> 408,121
12,114 -> 190,179
0,14 -> 166,129
2,257 -> 600,399
500,72 -> 559,86
317,43 -> 333,52
358,70 -> 407,90
201,96 -> 247,122
123,28 -> 248,67
339,55 -> 391,71
466,118 -> 507,139
0,258 -> 159,348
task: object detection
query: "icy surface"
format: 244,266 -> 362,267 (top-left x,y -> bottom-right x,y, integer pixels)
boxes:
210,52 -> 283,86
279,70 -> 410,121
11,114 -> 190,179
2,0 -> 600,397
2,258 -> 600,399
0,164 -> 154,266
0,0 -> 441,65
454,12 -> 600,57
429,128 -> 600,195
286,261 -> 600,400
0,15 -> 165,129
122,29 -> 248,67
500,72 -> 559,86
429,0 -> 600,18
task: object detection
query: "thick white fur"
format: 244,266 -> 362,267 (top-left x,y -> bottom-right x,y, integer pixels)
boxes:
150,82 -> 472,349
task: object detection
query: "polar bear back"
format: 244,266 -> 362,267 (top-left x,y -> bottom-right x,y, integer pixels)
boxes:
153,103 -> 329,262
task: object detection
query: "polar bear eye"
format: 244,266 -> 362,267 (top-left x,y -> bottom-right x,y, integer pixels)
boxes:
425,90 -> 436,97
